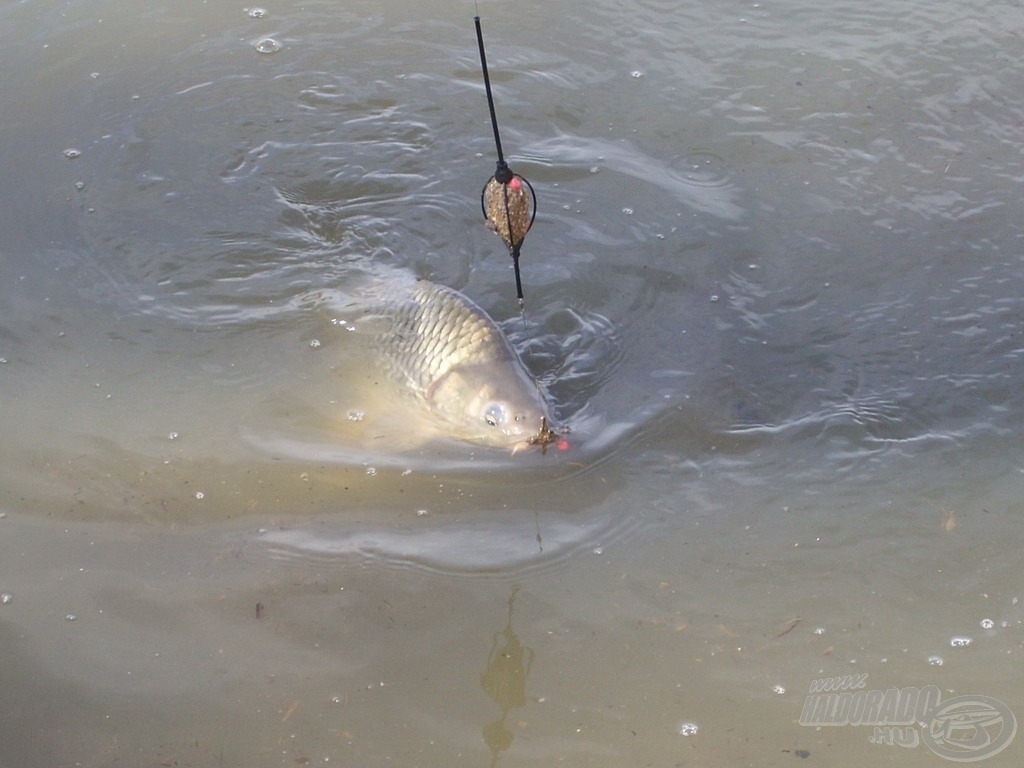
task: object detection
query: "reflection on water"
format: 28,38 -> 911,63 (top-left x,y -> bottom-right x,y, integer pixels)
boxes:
481,588 -> 533,766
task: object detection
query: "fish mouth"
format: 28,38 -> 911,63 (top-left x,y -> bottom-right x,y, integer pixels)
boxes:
512,416 -> 563,454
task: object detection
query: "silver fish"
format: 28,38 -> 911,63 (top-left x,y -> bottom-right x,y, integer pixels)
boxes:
372,280 -> 559,450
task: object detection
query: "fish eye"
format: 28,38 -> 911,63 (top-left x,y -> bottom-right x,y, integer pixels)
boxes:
483,403 -> 507,428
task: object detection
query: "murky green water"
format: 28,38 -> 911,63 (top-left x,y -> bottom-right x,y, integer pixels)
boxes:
2,0 -> 1024,765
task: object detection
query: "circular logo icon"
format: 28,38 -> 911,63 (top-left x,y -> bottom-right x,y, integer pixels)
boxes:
921,695 -> 1016,762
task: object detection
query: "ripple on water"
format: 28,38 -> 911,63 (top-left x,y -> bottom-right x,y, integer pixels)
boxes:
505,305 -> 622,422
519,135 -> 744,222
257,506 -> 642,577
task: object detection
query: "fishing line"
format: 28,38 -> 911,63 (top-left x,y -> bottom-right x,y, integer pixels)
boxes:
474,15 -> 537,307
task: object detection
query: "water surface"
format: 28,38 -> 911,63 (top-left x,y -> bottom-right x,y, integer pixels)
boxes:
2,0 -> 1024,765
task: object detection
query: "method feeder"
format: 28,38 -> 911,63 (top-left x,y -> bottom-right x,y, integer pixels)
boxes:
474,16 -> 537,305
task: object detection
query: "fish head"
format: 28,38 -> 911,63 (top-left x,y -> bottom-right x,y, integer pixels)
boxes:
426,362 -> 558,449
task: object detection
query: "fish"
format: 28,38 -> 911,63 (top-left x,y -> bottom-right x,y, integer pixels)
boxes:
365,279 -> 560,451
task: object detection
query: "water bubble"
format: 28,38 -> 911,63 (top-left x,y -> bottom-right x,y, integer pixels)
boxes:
65,613 -> 77,621
622,207 -> 634,215
330,694 -> 342,704
981,618 -> 995,629
346,409 -> 364,422
772,684 -> 786,695
74,181 -> 86,191
253,37 -> 281,54
90,72 -> 100,79
678,722 -> 699,736
589,166 -> 600,174
416,509 -> 429,517
365,467 -> 376,476
631,71 -> 644,79
309,339 -> 321,349
927,654 -> 944,667
194,491 -> 205,500
949,636 -> 973,649
0,593 -> 12,605
63,148 -> 81,159
246,7 -> 267,18
592,546 -> 604,555
709,294 -> 720,303
813,627 -> 826,635
168,431 -> 180,440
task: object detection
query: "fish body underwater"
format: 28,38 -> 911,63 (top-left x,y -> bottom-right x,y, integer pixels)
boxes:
359,279 -> 560,451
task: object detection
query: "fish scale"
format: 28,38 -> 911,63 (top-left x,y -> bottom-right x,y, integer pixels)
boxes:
380,282 -> 507,397
364,278 -> 558,449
